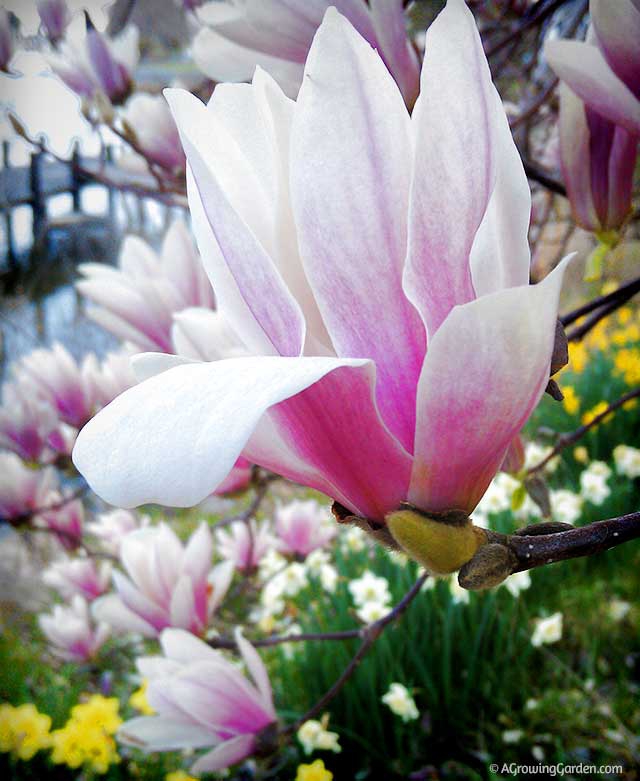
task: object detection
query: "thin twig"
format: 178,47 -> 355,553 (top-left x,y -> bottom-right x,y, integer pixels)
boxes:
210,627 -> 362,651
486,0 -> 571,57
282,572 -> 429,735
560,275 -> 640,327
527,387 -> 640,475
522,158 -> 567,196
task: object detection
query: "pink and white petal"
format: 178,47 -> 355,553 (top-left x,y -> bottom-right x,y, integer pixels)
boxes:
214,459 -> 253,495
409,257 -> 571,515
172,308 -> 249,362
131,352 -> 192,382
182,522 -> 213,583
469,87 -> 531,296
545,40 -> 640,135
160,627 -> 223,664
246,362 -> 412,521
207,560 -> 235,615
118,716 -> 216,752
404,0 -> 498,337
91,593 -> 157,637
591,0 -> 640,98
291,8 -> 424,452
73,356 -> 379,508
112,571 -> 168,630
191,25 -> 303,99
369,0 -> 420,106
191,734 -> 256,774
169,575 -> 197,631
234,627 -> 275,713
166,88 -> 305,356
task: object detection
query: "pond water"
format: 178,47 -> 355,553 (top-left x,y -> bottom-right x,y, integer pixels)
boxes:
0,184 -> 181,378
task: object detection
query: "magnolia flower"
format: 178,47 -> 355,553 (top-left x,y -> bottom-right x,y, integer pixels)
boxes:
545,0 -> 640,136
0,454 -> 56,522
120,92 -> 186,174
88,350 -> 138,410
215,519 -> 277,572
17,343 -> 96,429
118,628 -> 277,773
43,555 -> 111,601
381,683 -> 419,722
531,612 -> 563,647
171,306 -> 248,361
0,377 -> 60,462
48,14 -> 138,104
38,595 -> 110,661
274,500 -> 335,557
74,3 -> 569,549
86,508 -> 143,553
192,0 -> 420,105
93,522 -> 233,637
37,0 -> 70,44
37,493 -> 84,549
77,221 -> 214,353
0,9 -> 12,72
555,82 -> 637,235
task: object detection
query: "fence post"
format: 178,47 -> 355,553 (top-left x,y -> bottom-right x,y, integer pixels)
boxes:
3,140 -> 16,269
71,141 -> 82,212
30,150 -> 46,242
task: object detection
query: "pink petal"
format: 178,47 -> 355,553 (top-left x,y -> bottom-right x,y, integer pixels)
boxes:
165,88 -> 305,357
73,356 -> 376,508
234,628 -> 275,714
246,361 -> 412,520
290,8 -> 425,451
118,716 -> 215,752
409,258 -> 570,514
545,39 -> 640,135
369,0 -> 420,105
591,0 -> 640,98
191,734 -> 256,774
404,0 -> 498,337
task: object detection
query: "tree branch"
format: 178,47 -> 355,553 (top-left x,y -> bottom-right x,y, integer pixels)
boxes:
560,275 -> 640,327
282,572 -> 428,735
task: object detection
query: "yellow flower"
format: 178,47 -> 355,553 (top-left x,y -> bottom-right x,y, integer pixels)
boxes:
614,348 -> 640,386
70,695 -> 122,735
568,341 -> 588,374
586,320 -> 608,351
617,307 -> 632,326
611,324 -> 640,346
296,759 -> 334,781
561,385 -> 580,416
573,446 -> 589,464
166,771 -> 199,781
50,695 -> 121,772
581,401 -> 611,426
0,703 -> 51,760
129,680 -> 155,715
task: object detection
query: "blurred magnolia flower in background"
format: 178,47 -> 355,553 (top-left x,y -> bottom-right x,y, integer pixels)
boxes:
274,499 -> 335,557
48,13 -> 139,105
554,82 -> 637,236
216,519 -> 276,572
192,0 -> 420,105
0,454 -> 56,522
531,612 -> 563,647
43,554 -> 111,601
0,378 -> 60,462
93,522 -> 233,637
38,594 -> 110,661
119,628 -> 277,774
545,0 -> 640,137
36,492 -> 84,549
120,92 -> 186,175
77,220 -> 213,353
381,682 -> 419,722
85,508 -> 143,554
74,0 -> 569,572
37,0 -> 70,44
17,343 -> 97,428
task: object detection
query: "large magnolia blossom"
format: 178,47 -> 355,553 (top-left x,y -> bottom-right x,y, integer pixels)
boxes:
192,0 -> 420,104
545,0 -> 640,136
74,0 -> 569,527
119,628 -> 277,773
